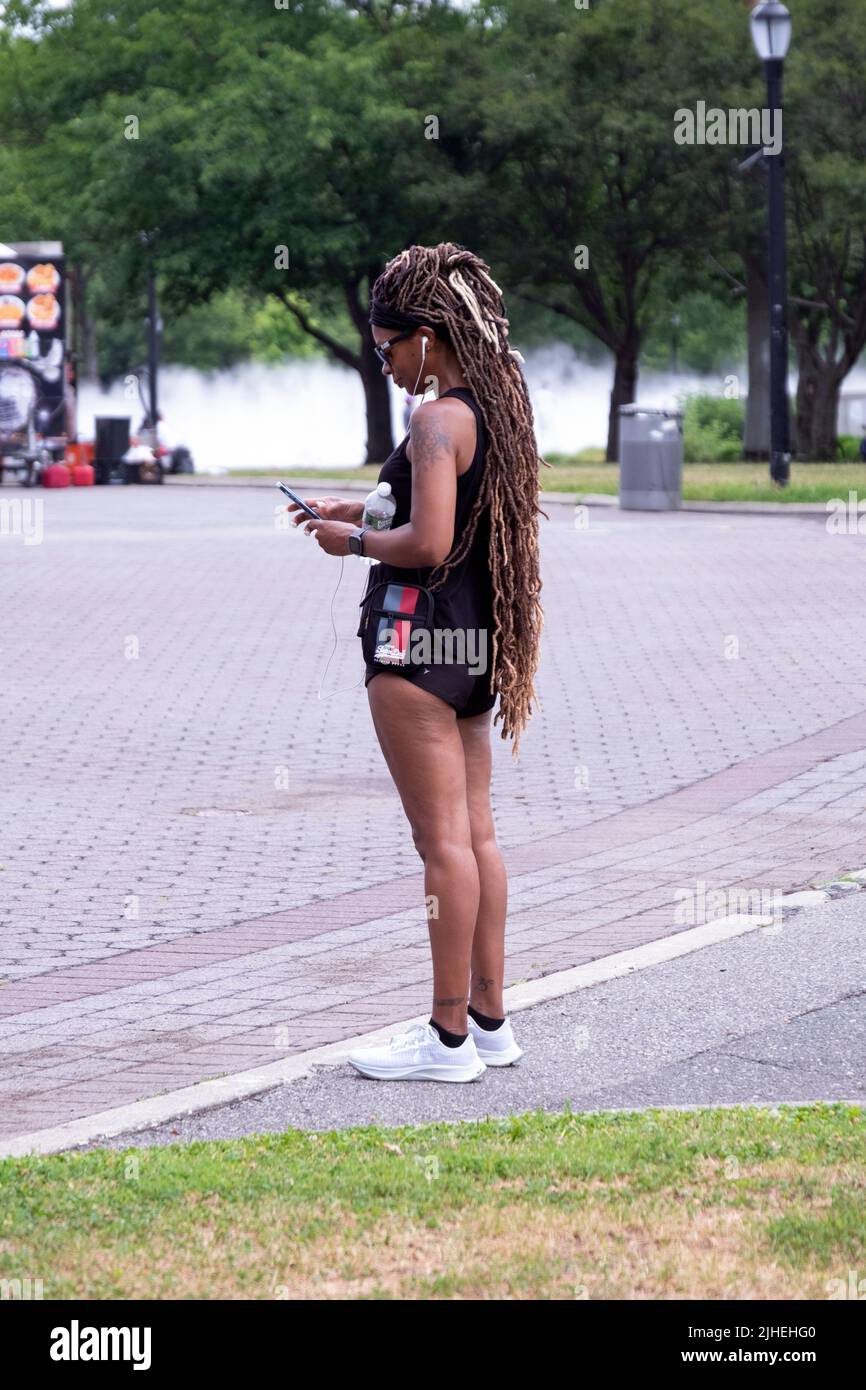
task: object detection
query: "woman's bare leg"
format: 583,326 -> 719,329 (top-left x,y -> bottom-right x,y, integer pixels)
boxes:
367,672 -> 479,1036
457,710 -> 507,1019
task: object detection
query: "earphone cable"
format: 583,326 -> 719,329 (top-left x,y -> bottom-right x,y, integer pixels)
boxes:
317,332 -> 428,701
316,554 -> 367,701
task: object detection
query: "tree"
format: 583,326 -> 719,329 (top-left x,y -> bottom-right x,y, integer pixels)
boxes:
783,0 -> 866,459
443,0 -> 753,460
0,0 -> 470,463
692,0 -> 866,460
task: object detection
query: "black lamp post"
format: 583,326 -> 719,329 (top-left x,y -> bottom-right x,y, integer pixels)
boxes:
750,1 -> 792,486
139,228 -> 161,433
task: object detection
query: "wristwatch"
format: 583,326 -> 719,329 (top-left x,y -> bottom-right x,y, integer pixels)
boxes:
348,526 -> 369,557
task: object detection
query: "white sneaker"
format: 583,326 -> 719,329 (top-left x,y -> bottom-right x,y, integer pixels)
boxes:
347,1021 -> 487,1083
467,1012 -> 524,1066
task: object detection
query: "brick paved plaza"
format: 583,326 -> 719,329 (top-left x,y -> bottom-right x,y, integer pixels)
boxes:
2,479 -> 865,1141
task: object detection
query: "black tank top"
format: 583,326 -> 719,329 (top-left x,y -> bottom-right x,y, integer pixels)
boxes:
359,387 -> 493,638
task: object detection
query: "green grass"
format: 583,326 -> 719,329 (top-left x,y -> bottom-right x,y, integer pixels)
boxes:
537,459 -> 866,503
226,459 -> 866,504
0,1103 -> 862,1299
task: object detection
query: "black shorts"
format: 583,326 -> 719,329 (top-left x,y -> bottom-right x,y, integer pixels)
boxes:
364,660 -> 497,719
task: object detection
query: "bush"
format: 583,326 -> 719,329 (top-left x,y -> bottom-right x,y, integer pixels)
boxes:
682,393 -> 745,462
835,433 -> 864,462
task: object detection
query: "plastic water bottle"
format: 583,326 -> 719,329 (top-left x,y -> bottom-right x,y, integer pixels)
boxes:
361,482 -> 396,566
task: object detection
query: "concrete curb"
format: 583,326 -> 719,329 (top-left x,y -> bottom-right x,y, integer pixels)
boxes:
4,866 -> 864,1158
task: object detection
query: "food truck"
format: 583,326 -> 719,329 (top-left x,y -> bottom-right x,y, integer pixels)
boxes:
1,237 -> 195,486
0,240 -> 76,485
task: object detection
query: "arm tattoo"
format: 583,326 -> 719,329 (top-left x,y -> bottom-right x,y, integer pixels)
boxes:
410,412 -> 455,473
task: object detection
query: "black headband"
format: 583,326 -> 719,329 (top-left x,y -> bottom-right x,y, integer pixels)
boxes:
369,295 -> 438,332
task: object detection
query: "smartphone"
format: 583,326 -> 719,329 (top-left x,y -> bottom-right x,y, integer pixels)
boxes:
276,482 -> 322,519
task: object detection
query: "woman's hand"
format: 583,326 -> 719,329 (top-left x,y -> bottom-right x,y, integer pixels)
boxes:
300,518 -> 360,556
283,496 -> 363,526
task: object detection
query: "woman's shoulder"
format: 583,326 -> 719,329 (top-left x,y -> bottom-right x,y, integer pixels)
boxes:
408,392 -> 480,462
413,389 -> 479,424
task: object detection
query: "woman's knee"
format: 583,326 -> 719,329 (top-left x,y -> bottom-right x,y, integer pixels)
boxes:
470,827 -> 500,865
411,820 -> 473,866
411,822 -> 425,861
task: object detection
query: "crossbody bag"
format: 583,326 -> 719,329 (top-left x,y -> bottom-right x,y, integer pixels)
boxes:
357,570 -> 437,670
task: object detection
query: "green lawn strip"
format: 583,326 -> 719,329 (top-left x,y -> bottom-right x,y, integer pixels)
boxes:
229,461 -> 866,504
0,1104 -> 862,1298
544,461 -> 866,503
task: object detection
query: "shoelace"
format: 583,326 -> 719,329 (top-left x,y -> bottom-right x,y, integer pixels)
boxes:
389,1024 -> 433,1052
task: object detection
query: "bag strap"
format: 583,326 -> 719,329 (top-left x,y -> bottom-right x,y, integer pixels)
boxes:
358,564 -> 433,606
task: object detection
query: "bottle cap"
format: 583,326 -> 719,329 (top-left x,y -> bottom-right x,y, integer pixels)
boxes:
377,482 -> 392,497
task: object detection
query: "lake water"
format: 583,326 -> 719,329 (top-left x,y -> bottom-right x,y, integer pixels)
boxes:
76,345 -> 856,472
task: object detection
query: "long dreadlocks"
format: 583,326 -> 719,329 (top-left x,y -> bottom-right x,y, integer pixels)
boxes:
370,242 -> 548,760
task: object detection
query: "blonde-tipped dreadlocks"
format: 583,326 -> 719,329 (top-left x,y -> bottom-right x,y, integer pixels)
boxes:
370,242 -> 547,760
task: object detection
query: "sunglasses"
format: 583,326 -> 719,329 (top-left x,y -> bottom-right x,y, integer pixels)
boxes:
373,329 -> 415,366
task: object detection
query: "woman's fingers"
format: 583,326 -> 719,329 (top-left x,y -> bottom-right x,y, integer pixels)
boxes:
285,496 -> 350,527
286,499 -> 320,526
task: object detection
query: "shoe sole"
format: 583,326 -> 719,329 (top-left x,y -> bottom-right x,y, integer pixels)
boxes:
468,1019 -> 524,1066
472,1042 -> 524,1066
348,1058 -> 487,1082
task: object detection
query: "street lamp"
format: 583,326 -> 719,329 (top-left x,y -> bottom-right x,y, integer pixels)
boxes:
750,1 -> 792,61
750,1 -> 792,486
138,228 -> 161,434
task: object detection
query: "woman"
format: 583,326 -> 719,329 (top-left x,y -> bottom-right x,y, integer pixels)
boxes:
288,243 -> 545,1082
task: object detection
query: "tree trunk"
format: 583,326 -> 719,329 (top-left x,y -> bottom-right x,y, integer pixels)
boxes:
358,333 -> 394,465
797,369 -> 842,460
794,333 -> 842,461
71,263 -> 99,381
343,272 -> 394,465
814,378 -> 841,460
743,261 -> 770,459
794,345 -> 820,459
607,344 -> 639,462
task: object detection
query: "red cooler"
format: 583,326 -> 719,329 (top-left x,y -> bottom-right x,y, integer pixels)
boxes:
42,462 -> 70,488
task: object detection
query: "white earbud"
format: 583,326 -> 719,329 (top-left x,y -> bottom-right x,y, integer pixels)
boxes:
411,335 -> 429,397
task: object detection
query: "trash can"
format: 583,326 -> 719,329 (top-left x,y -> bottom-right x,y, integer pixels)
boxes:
94,416 -> 131,485
169,445 -> 194,474
618,404 -> 683,510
